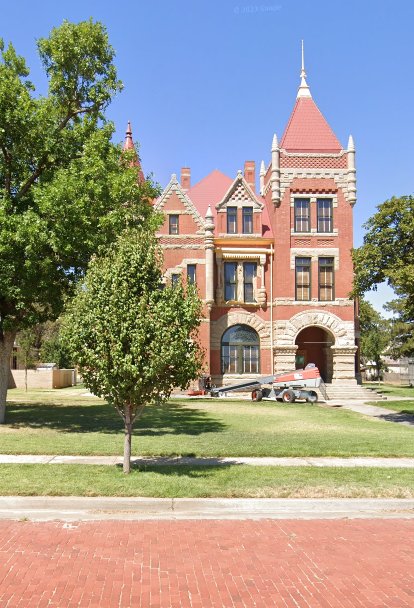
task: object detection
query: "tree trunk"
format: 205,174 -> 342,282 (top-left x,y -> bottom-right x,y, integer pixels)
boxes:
123,404 -> 133,474
0,331 -> 17,424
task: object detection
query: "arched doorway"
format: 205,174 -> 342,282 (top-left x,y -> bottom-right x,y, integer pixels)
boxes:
295,327 -> 334,382
221,325 -> 260,374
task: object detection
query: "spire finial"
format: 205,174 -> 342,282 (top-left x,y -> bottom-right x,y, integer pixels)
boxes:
297,40 -> 312,99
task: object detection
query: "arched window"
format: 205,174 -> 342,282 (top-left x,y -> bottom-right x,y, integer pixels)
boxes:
221,325 -> 260,374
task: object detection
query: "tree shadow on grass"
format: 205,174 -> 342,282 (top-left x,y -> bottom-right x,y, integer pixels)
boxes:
5,401 -> 226,436
117,462 -> 238,479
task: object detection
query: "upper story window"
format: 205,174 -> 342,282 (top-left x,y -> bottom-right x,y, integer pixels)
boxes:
169,214 -> 179,235
187,264 -> 196,285
243,262 -> 257,302
295,257 -> 311,301
317,199 -> 333,233
294,199 -> 310,232
227,207 -> 237,234
171,273 -> 180,286
319,257 -> 334,301
242,207 -> 253,234
224,262 -> 238,301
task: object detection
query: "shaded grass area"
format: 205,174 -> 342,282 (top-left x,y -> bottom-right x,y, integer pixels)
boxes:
364,383 -> 414,398
2,387 -> 414,457
367,399 -> 414,415
0,464 -> 413,498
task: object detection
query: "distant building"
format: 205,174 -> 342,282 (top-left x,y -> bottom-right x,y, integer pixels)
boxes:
128,48 -> 359,386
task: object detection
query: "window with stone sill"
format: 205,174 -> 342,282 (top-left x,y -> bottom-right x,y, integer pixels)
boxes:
294,198 -> 310,232
295,257 -> 311,301
242,207 -> 253,234
169,214 -> 179,235
224,261 -> 257,304
187,264 -> 196,285
227,207 -> 237,234
317,199 -> 333,233
319,257 -> 334,301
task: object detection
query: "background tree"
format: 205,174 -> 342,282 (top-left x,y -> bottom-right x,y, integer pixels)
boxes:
40,320 -> 73,369
358,299 -> 390,380
353,195 -> 414,358
63,228 -> 204,473
15,327 -> 40,392
0,19 -> 157,422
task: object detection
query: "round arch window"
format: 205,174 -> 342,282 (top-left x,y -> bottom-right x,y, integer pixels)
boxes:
221,325 -> 260,374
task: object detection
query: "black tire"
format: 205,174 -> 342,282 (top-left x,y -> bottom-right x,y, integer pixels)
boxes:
251,389 -> 263,402
282,389 -> 295,403
307,391 -> 318,403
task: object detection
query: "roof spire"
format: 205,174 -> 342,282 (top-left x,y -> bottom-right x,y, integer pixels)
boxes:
297,40 -> 312,99
123,120 -> 135,151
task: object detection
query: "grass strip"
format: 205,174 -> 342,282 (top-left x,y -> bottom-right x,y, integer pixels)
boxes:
1,464 -> 414,498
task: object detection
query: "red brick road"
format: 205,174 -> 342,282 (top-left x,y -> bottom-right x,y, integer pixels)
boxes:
1,519 -> 413,607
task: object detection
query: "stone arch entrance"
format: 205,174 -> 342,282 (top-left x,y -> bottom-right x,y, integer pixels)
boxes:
295,326 -> 335,382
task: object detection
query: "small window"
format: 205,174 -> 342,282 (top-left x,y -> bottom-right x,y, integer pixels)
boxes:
317,199 -> 333,233
242,207 -> 253,234
171,273 -> 180,286
319,257 -> 334,301
187,264 -> 196,285
227,207 -> 237,234
243,262 -> 256,302
224,262 -> 237,301
295,257 -> 311,301
294,199 -> 310,232
169,214 -> 179,235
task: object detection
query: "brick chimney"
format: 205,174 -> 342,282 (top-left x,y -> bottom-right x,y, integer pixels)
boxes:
181,167 -> 191,191
244,161 -> 255,192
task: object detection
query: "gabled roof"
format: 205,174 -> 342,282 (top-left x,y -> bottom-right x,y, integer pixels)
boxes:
216,171 -> 264,212
187,170 -> 233,218
280,97 -> 342,153
154,174 -> 205,230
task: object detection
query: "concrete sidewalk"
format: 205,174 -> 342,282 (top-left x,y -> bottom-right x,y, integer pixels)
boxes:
1,496 -> 414,521
2,454 -> 414,467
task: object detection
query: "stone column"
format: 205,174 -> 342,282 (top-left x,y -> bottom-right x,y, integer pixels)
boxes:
273,345 -> 298,374
347,135 -> 357,206
271,133 -> 280,206
257,254 -> 267,307
204,206 -> 215,309
331,346 -> 358,385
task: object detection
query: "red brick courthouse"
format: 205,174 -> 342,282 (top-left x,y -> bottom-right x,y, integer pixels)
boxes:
130,54 -> 359,388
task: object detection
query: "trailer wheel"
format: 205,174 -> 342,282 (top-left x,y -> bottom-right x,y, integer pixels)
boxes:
251,389 -> 263,402
307,391 -> 318,403
282,389 -> 295,403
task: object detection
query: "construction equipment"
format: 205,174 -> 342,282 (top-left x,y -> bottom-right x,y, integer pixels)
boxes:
211,364 -> 321,403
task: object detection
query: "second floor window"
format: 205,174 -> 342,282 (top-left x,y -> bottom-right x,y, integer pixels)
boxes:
227,207 -> 237,234
169,214 -> 179,235
187,264 -> 196,285
317,199 -> 333,233
171,273 -> 180,286
294,199 -> 310,232
243,262 -> 257,302
224,262 -> 237,301
242,207 -> 253,234
319,257 -> 334,301
295,257 -> 311,301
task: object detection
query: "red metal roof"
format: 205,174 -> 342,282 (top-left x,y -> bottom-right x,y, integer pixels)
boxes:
280,97 -> 342,153
187,170 -> 233,218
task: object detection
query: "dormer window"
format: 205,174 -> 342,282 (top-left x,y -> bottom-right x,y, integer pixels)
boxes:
169,214 -> 179,235
294,199 -> 310,232
242,207 -> 253,234
227,207 -> 237,234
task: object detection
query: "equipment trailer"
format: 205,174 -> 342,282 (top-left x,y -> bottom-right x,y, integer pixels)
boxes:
211,364 -> 321,403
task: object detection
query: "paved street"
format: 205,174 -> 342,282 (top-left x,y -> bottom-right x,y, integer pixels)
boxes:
1,518 -> 413,607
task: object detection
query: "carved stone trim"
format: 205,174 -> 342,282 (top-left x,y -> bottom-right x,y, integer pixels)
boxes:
155,176 -> 205,229
211,313 -> 271,349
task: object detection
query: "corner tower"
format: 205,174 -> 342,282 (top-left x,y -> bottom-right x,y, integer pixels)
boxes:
263,44 -> 358,385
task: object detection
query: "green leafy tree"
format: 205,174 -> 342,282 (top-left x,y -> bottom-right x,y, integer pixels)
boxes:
358,299 -> 390,379
353,196 -> 414,358
63,229 -> 204,473
40,320 -> 73,369
0,19 -> 157,422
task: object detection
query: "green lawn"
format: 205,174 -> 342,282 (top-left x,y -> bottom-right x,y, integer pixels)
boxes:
1,463 -> 413,498
2,386 -> 414,458
364,383 -> 414,398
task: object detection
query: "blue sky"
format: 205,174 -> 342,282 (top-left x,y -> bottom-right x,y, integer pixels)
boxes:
2,0 -> 413,313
